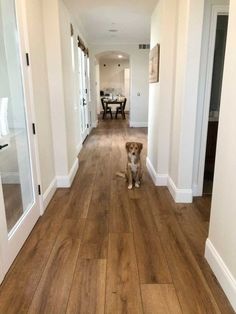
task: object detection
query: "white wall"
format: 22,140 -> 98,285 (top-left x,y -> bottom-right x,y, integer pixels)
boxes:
147,0 -> 177,184
147,0 -> 205,202
91,44 -> 149,127
42,0 -> 69,179
58,0 -> 82,170
25,0 -> 55,194
205,0 -> 236,310
42,0 -> 86,187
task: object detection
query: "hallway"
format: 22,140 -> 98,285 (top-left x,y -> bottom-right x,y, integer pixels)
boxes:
0,119 -> 234,314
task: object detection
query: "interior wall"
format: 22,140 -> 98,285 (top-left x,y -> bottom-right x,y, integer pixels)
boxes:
42,0 -> 69,178
25,0 -> 55,193
58,0 -> 82,170
91,44 -> 149,127
205,0 -> 236,310
147,0 -> 205,202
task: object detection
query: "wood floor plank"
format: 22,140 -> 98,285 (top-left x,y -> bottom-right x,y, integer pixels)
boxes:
172,200 -> 235,314
130,198 -> 172,284
28,218 -> 84,314
141,284 -> 182,314
146,188 -> 221,314
105,233 -> 143,314
109,178 -> 132,233
66,259 -> 106,314
79,217 -> 108,259
0,117 -> 233,314
0,189 -> 70,314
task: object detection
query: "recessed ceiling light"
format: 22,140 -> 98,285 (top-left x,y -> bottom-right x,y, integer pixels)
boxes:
118,55 -> 123,58
109,29 -> 118,32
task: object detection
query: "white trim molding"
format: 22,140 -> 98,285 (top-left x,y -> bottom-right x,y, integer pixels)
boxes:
205,239 -> 236,311
146,157 -> 168,186
42,178 -> 57,213
57,158 -> 79,188
146,157 -> 192,202
77,141 -> 83,155
167,177 -> 193,203
92,120 -> 98,128
129,121 -> 148,128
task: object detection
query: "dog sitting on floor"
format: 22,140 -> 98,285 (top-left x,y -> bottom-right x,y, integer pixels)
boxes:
117,142 -> 143,189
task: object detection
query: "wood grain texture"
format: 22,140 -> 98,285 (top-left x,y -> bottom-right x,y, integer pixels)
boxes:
141,284 -> 182,314
0,117 -> 234,314
130,198 -> 172,284
79,217 -> 108,259
109,178 -> 132,233
28,219 -> 84,314
105,233 -> 143,314
67,259 -> 106,314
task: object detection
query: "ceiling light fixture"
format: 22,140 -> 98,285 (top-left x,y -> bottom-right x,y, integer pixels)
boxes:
118,55 -> 123,59
109,29 -> 118,33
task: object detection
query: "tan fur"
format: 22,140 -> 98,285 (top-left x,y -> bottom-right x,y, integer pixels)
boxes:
116,142 -> 143,189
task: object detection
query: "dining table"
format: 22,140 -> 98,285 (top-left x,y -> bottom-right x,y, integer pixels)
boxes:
103,98 -> 126,119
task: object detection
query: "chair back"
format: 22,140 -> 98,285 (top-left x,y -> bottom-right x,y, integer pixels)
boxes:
123,98 -> 127,111
101,97 -> 105,111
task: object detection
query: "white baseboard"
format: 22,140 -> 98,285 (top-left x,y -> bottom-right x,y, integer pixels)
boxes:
42,177 -> 57,213
146,157 -> 168,186
205,239 -> 236,311
77,141 -> 83,155
92,120 -> 98,128
129,121 -> 148,128
167,177 -> 193,203
146,157 -> 193,203
57,158 -> 79,188
1,172 -> 20,184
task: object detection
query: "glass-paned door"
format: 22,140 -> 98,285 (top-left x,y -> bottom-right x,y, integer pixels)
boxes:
78,48 -> 89,142
0,0 -> 40,283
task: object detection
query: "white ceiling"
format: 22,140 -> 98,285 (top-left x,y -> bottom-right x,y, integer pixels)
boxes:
97,51 -> 130,62
64,0 -> 157,44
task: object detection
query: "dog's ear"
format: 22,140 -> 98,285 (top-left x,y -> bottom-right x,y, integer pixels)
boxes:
138,143 -> 143,152
126,142 -> 131,152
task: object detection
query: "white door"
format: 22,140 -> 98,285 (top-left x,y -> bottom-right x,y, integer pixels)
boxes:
0,0 -> 40,283
78,49 -> 89,142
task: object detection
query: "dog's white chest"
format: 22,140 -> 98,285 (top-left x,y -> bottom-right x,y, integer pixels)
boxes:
129,155 -> 138,172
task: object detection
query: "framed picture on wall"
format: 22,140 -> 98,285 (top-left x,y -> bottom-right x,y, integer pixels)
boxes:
149,44 -> 160,83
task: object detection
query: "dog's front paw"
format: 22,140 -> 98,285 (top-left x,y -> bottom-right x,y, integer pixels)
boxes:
135,182 -> 140,188
128,184 -> 133,190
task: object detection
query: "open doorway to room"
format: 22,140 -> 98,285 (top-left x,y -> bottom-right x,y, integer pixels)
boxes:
203,14 -> 228,194
194,7 -> 229,197
95,51 -> 130,122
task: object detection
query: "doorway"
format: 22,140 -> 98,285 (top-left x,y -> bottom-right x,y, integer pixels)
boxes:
78,46 -> 90,142
203,14 -> 228,194
95,51 -> 130,121
193,5 -> 229,197
0,0 -> 40,283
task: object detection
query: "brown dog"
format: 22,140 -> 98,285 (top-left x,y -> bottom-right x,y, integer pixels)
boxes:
117,142 -> 143,189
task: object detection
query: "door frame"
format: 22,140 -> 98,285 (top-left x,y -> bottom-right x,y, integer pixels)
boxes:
193,5 -> 229,196
0,0 -> 41,283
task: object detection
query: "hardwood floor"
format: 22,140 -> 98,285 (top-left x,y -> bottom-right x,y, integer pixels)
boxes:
0,118 -> 234,314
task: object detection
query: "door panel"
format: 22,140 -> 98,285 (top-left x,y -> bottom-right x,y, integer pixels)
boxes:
0,0 -> 40,282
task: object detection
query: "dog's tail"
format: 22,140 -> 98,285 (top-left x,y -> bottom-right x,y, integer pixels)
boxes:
116,171 -> 126,178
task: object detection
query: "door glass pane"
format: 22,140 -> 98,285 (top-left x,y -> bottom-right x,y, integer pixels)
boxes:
0,0 -> 34,232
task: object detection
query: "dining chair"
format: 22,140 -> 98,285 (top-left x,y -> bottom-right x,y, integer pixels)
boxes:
101,98 -> 113,119
115,98 -> 127,119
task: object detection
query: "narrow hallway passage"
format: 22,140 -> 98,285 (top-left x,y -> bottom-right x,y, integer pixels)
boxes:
0,119 -> 234,314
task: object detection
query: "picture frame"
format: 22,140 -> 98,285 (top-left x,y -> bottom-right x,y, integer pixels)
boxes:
149,44 -> 160,83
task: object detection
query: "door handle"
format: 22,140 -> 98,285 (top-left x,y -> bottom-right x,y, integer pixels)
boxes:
0,144 -> 8,150
83,98 -> 86,106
